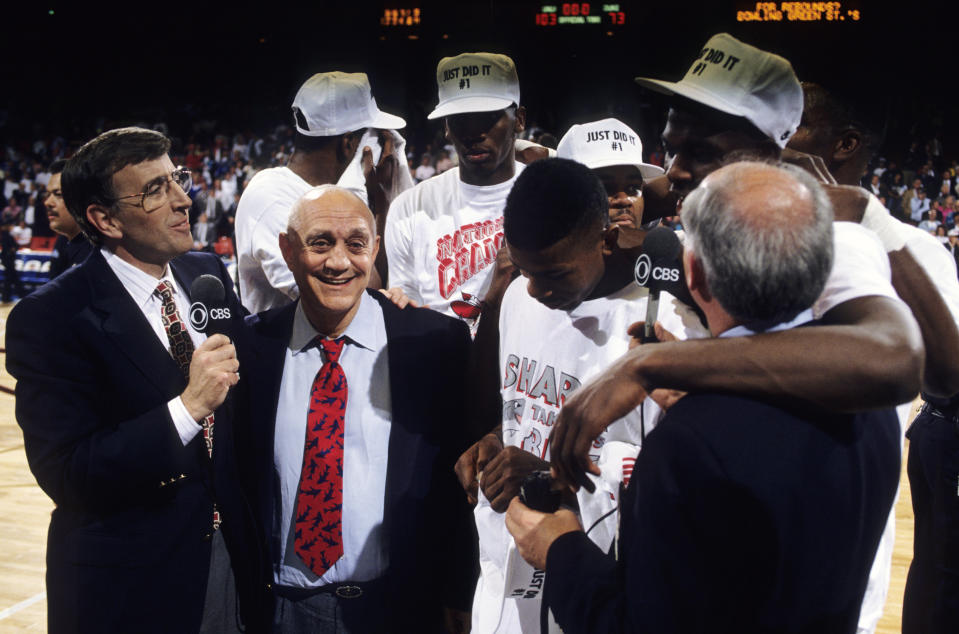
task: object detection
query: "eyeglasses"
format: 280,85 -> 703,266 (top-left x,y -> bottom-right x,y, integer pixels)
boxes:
112,167 -> 192,212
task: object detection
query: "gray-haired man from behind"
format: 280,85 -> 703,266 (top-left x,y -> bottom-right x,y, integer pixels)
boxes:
507,162 -> 902,634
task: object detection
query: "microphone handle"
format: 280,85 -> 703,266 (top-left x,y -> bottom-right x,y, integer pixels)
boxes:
642,289 -> 660,344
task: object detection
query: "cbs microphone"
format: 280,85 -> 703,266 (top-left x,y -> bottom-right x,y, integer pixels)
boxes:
633,226 -> 682,343
189,274 -> 232,339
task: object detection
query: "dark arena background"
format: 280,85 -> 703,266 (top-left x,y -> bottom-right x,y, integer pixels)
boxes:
1,1 -> 954,160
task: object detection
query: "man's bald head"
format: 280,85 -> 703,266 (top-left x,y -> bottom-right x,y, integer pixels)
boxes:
287,185 -> 376,238
682,161 -> 834,332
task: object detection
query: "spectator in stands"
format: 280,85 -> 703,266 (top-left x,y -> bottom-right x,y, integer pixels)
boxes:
0,220 -> 26,302
192,212 -> 217,252
912,189 -> 931,224
888,172 -> 906,217
11,219 -> 32,248
2,197 -> 22,224
435,149 -> 454,174
414,153 -> 436,182
919,209 -> 942,234
45,159 -> 93,278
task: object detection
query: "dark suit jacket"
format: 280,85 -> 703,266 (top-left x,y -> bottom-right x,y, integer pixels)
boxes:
239,290 -> 478,631
544,393 -> 901,634
6,249 -> 262,633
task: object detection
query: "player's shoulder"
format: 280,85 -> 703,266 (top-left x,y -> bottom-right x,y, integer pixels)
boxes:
389,168 -> 461,218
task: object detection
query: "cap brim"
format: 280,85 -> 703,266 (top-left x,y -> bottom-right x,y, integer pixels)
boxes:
634,77 -> 746,120
427,96 -> 515,120
584,156 -> 665,180
369,110 -> 406,130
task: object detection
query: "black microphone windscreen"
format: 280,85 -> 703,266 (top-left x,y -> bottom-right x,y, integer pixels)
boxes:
191,274 -> 226,306
642,226 -> 682,263
189,274 -> 231,337
634,227 -> 683,291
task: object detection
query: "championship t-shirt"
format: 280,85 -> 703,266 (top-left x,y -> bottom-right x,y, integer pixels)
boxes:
385,164 -> 523,330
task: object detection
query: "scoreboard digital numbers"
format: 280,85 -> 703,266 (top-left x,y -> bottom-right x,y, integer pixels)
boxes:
534,4 -> 627,27
737,2 -> 861,22
380,7 -> 421,27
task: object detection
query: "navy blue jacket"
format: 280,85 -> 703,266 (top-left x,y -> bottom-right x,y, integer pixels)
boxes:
545,393 -> 901,634
6,249 -> 263,633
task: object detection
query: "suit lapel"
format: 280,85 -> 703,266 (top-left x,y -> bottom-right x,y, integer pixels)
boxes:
246,302 -> 298,535
85,250 -> 185,397
374,291 -> 418,534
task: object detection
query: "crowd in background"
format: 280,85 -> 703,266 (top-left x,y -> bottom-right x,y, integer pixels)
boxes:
1,120 -> 958,278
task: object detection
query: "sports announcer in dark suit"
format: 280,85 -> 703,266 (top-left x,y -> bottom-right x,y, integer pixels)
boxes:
238,185 -> 476,633
506,162 -> 903,633
6,128 -> 265,633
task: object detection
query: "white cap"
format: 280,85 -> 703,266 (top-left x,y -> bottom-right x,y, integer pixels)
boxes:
428,52 -> 520,120
557,118 -> 664,180
635,33 -> 802,148
292,72 -> 405,137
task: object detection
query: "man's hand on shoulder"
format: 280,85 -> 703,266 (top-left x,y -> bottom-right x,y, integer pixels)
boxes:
780,147 -> 838,185
181,334 -> 239,421
378,286 -> 421,309
480,445 -> 550,512
454,432 -> 504,505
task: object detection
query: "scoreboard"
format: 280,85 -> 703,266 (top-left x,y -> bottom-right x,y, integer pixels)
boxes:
533,3 -> 627,27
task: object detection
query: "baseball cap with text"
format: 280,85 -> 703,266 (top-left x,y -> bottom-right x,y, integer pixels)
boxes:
557,118 -> 664,180
428,53 -> 520,120
292,72 -> 406,137
635,33 -> 802,148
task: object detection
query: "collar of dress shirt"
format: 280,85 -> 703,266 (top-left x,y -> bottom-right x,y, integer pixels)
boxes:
290,291 -> 379,354
102,247 -> 178,310
718,308 -> 814,339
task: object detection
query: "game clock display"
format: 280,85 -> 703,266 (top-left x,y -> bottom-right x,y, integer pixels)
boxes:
534,3 -> 627,26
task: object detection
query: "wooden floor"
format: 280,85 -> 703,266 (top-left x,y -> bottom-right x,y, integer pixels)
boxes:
0,300 -> 921,632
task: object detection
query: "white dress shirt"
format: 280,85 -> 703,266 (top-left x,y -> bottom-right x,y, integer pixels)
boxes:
102,249 -> 205,445
274,293 -> 392,586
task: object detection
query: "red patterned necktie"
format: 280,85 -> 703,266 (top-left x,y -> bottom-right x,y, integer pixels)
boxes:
155,280 -> 214,457
294,336 -> 347,577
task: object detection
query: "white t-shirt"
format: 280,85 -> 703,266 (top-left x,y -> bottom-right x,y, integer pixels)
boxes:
235,166 -> 313,314
471,279 -> 708,634
813,221 -> 899,317
385,164 -> 523,329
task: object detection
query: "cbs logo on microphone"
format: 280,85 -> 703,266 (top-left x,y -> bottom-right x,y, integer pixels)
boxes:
634,254 -> 680,286
190,302 -> 231,331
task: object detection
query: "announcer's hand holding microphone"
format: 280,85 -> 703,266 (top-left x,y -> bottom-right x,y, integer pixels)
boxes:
181,274 -> 240,422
